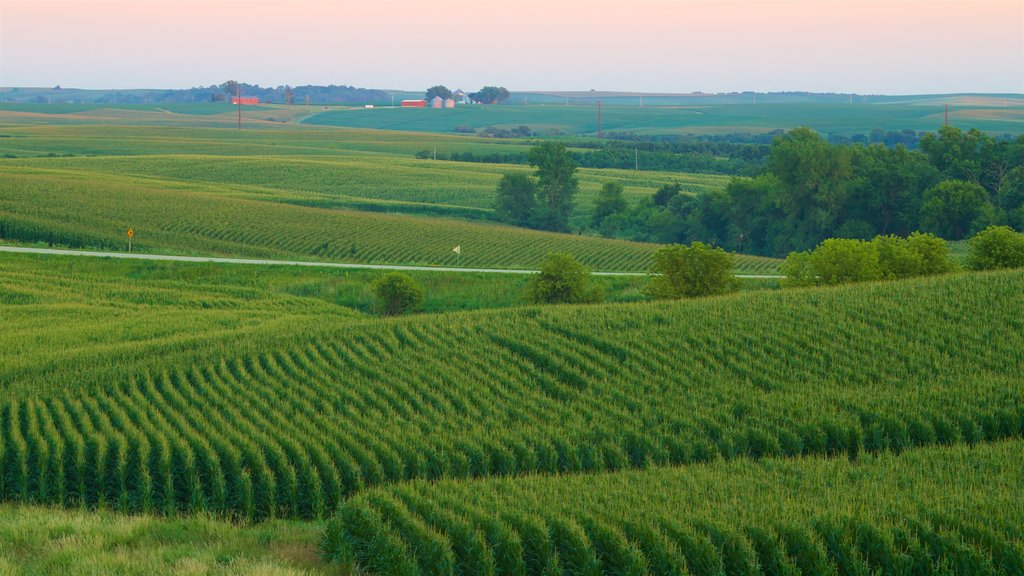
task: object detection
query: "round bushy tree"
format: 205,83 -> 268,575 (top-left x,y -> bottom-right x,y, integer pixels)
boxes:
372,272 -> 424,316
525,253 -> 603,304
645,242 -> 739,299
967,226 -> 1024,270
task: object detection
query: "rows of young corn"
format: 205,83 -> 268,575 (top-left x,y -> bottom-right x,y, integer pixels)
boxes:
0,167 -> 780,272
1,270 -> 1022,521
322,440 -> 1024,576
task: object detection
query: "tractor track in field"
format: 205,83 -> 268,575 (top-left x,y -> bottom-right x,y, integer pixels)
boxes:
0,245 -> 785,278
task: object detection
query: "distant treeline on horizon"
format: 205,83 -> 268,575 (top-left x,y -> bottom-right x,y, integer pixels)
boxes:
1,83 -> 389,105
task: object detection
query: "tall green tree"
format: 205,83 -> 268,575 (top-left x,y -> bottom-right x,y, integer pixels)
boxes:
592,182 -> 627,229
768,127 -> 854,252
494,173 -> 536,226
529,142 -> 579,232
919,180 -> 994,240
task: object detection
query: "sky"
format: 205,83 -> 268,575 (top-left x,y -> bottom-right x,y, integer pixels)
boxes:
1,0 -> 1022,94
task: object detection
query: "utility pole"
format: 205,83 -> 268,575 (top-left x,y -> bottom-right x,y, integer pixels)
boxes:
305,94 -> 310,112
237,85 -> 241,129
635,146 -> 639,171
945,103 -> 949,127
597,100 -> 603,139
640,95 -> 644,109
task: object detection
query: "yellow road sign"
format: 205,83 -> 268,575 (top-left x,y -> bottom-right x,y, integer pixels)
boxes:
128,228 -> 134,239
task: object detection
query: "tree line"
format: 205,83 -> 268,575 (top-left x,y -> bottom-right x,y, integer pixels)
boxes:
588,126 -> 1024,256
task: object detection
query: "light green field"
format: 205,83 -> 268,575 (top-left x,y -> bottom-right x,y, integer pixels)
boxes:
302,101 -> 1024,137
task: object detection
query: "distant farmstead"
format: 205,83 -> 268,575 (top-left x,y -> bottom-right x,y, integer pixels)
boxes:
230,97 -> 259,105
401,99 -> 426,108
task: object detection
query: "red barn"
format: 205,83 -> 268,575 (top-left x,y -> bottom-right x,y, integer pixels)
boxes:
231,97 -> 259,105
401,99 -> 426,107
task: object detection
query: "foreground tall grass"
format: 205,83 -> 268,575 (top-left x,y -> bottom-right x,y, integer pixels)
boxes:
2,267 -> 1021,521
324,440 -> 1024,576
0,504 -> 328,575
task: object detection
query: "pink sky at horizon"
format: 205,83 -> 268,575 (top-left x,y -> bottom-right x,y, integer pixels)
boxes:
1,0 -> 1022,94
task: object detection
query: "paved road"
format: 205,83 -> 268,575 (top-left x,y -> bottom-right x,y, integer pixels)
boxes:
0,245 -> 785,279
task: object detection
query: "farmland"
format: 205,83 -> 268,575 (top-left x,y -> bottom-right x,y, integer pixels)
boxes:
0,122 -> 776,272
302,100 -> 1024,137
2,99 -> 1022,576
326,440 -> 1024,576
3,94 -> 1023,137
2,266 -> 1022,520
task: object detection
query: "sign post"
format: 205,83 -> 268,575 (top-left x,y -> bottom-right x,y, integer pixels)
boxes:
453,245 -> 461,267
128,227 -> 134,252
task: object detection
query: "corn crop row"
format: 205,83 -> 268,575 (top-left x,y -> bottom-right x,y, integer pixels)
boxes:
323,440 -> 1024,575
1,271 -> 1022,520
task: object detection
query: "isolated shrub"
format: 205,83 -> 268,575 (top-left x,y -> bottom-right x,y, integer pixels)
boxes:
646,242 -> 739,299
372,272 -> 424,316
967,226 -> 1024,270
525,253 -> 603,304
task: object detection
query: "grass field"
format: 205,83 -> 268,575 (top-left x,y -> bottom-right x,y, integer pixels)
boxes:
0,505 -> 328,575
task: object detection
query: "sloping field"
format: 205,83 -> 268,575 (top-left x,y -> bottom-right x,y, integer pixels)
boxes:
2,270 -> 1021,523
1,154 -> 725,214
326,440 -> 1024,575
0,167 -> 775,273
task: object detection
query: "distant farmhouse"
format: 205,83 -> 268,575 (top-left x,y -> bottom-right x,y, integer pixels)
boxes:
230,96 -> 259,105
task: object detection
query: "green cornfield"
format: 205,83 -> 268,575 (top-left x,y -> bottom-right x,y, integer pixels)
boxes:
0,167 -> 777,273
2,266 -> 1021,523
325,440 -> 1024,575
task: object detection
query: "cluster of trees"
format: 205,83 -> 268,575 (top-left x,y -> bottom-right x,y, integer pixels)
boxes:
422,85 -> 510,104
781,226 -> 1024,288
494,142 -> 579,232
526,243 -> 738,306
210,81 -> 387,104
592,127 -> 1024,256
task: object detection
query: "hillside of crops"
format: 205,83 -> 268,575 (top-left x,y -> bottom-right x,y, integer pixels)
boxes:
1,154 -> 725,218
325,439 -> 1024,576
302,102 -> 1024,136
0,167 -> 777,273
2,269 -> 1021,522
